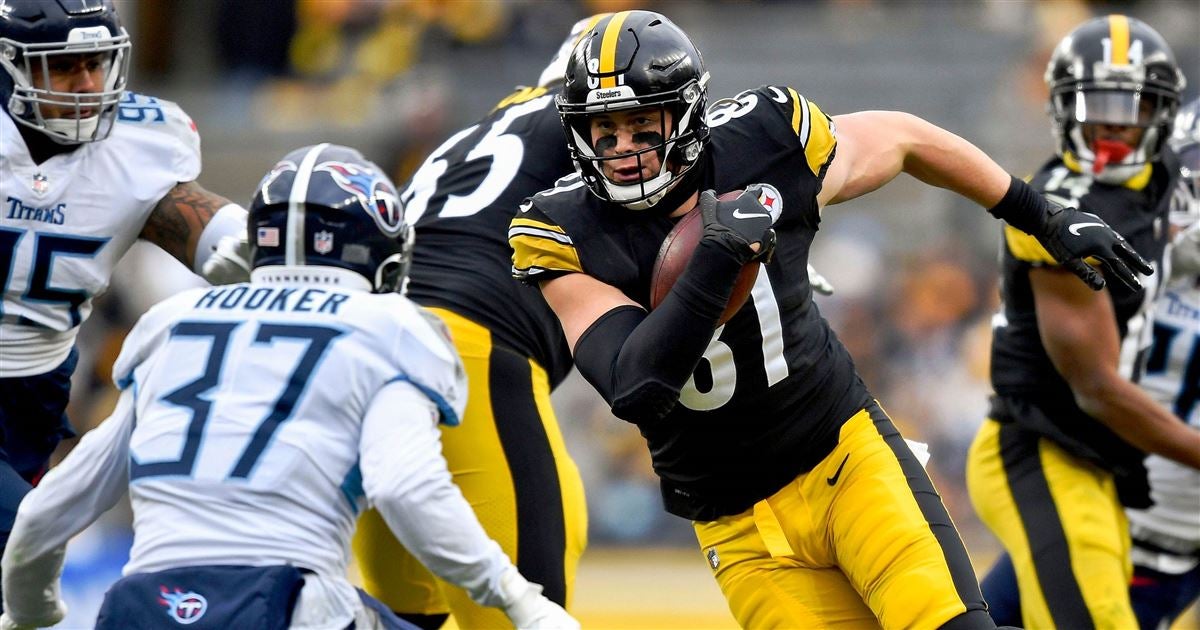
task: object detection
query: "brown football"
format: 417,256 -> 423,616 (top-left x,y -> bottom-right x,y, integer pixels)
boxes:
650,190 -> 758,325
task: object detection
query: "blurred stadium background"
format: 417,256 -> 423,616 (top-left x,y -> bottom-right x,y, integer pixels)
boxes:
52,0 -> 1199,627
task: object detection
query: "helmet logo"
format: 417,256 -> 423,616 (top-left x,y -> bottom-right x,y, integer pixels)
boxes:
313,230 -> 334,255
316,161 -> 405,237
67,26 -> 114,44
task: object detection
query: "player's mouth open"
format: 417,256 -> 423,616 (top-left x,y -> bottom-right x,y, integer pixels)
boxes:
611,165 -> 645,183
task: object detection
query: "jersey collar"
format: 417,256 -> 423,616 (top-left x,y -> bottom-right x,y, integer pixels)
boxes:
250,265 -> 372,292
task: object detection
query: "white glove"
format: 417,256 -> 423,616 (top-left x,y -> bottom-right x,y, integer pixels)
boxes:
0,600 -> 67,630
200,232 -> 251,285
498,568 -> 580,630
807,263 -> 834,296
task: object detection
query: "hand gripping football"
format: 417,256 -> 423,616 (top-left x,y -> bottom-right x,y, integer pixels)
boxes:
650,190 -> 759,325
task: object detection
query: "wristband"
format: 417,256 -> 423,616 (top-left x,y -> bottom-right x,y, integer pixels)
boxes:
193,203 -> 248,274
986,176 -> 1049,235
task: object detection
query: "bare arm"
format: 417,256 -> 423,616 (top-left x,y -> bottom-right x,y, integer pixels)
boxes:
540,272 -> 642,351
818,111 -> 1011,209
139,180 -> 234,270
1032,267 -> 1200,468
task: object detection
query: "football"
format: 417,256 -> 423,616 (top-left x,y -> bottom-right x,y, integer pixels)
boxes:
650,190 -> 759,325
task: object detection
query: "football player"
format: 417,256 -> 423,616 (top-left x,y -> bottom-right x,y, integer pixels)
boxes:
349,15 -> 612,630
0,144 -> 577,630
0,0 -> 249,597
966,16 -> 1200,630
508,9 -> 1154,628
1118,96 -> 1200,630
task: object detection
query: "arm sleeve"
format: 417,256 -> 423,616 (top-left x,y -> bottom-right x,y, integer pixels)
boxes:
2,388 -> 135,624
358,380 -> 515,609
574,239 -> 745,424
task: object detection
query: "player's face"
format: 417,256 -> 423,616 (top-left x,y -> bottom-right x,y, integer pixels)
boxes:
589,107 -> 673,185
1082,121 -> 1146,148
1080,99 -> 1155,149
37,52 -> 110,119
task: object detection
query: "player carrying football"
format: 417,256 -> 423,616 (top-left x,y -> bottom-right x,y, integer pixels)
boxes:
508,10 -> 1158,628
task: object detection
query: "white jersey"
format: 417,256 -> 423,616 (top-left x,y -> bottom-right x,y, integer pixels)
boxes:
0,92 -> 201,376
1,270 -> 552,627
1128,274 -> 1200,573
113,276 -> 465,577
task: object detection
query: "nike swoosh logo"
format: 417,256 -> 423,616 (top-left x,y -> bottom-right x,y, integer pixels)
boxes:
731,208 -> 770,220
826,453 -> 850,486
1068,222 -> 1105,236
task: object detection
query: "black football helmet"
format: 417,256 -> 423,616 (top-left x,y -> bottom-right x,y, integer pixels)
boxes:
249,143 -> 414,293
1045,15 -> 1184,184
557,10 -> 710,211
0,0 -> 131,144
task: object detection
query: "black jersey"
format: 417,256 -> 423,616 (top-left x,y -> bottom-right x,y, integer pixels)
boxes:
403,86 -> 573,386
510,86 -> 872,520
989,154 -> 1178,483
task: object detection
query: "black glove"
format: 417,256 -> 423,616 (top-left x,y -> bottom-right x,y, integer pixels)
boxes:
988,176 -> 1152,292
698,186 -> 778,265
1036,200 -> 1152,291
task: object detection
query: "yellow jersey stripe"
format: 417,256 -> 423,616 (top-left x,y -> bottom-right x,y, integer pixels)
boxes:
788,87 -> 804,137
804,100 -> 837,177
510,234 -> 584,275
1005,225 -> 1058,265
599,11 -> 630,89
1109,15 -> 1130,65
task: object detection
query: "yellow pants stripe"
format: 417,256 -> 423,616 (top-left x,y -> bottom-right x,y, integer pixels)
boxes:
967,419 -> 1135,629
694,404 -> 984,629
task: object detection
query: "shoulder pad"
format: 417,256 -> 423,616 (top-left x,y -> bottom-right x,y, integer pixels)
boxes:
385,299 -> 467,426
766,86 -> 837,178
712,86 -> 836,178
508,191 -> 584,283
115,92 -> 202,181
111,288 -> 209,389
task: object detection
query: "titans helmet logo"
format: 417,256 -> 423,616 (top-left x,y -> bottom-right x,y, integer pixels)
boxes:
316,161 -> 405,237
158,586 -> 207,624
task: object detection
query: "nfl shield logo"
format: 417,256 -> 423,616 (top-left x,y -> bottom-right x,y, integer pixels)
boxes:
706,547 -> 720,570
32,173 -> 49,196
313,230 -> 334,254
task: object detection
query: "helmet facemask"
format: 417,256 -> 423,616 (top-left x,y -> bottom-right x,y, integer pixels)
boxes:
0,26 -> 130,144
561,74 -> 709,211
1050,84 -> 1177,184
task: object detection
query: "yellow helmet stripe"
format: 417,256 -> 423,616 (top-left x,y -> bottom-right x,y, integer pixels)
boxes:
578,13 -> 611,49
1109,15 -> 1130,65
599,11 -> 631,89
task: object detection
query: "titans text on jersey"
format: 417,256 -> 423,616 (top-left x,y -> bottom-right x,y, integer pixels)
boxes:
1,92 -> 201,375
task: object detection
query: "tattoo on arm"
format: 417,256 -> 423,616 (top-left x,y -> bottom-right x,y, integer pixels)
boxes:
140,181 -> 232,268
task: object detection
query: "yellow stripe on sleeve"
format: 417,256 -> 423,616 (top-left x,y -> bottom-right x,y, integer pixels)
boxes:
509,218 -> 584,275
803,99 -> 837,178
1004,225 -> 1058,265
